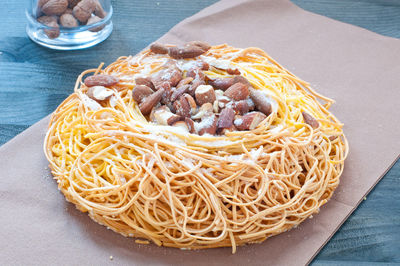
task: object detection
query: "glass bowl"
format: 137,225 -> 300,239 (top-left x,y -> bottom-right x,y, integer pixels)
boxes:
26,0 -> 113,50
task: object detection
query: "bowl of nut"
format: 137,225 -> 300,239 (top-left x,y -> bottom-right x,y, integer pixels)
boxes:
26,0 -> 113,50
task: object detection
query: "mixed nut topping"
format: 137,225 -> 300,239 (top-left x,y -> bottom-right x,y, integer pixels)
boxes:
83,41 -> 320,136
136,41 -> 274,135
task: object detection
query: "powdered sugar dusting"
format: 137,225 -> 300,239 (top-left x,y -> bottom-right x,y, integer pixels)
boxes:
176,59 -> 201,71
234,118 -> 243,127
192,138 -> 235,147
201,56 -> 233,70
133,64 -> 154,79
161,70 -> 173,81
194,115 -> 215,132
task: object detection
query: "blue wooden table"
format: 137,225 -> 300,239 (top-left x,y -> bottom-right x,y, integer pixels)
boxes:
0,0 -> 399,264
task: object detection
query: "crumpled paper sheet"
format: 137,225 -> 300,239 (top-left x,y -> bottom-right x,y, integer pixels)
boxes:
1,0 -> 399,265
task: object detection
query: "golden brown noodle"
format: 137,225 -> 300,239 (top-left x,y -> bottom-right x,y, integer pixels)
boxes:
44,44 -> 348,253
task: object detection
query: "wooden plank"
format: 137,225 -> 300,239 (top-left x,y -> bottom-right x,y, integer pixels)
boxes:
0,124 -> 29,144
314,162 -> 400,263
292,0 -> 400,39
0,62 -> 79,93
290,1 -> 400,263
0,92 -> 67,125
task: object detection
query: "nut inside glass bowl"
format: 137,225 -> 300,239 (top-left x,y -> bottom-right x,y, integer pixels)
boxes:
26,0 -> 113,50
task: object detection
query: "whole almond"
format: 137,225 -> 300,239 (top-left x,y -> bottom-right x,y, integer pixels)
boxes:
159,82 -> 173,105
249,88 -> 272,116
234,112 -> 266,131
177,77 -> 193,88
170,85 -> 189,102
64,8 -> 73,14
132,85 -> 154,104
198,114 -> 218,135
195,85 -> 216,106
38,0 -> 51,8
45,21 -> 60,39
87,15 -> 104,32
135,77 -> 155,90
224,83 -> 249,101
151,67 -> 182,89
188,78 -> 205,96
184,118 -> 196,133
150,43 -> 169,54
139,89 -> 164,115
302,112 -> 319,129
68,0 -> 81,8
168,45 -> 206,59
174,93 -> 195,118
37,15 -> 58,25
42,0 -> 68,16
185,41 -> 211,52
60,13 -> 78,27
73,0 -> 96,23
218,107 -> 235,129
232,100 -> 250,115
173,97 -> 189,117
84,74 -> 119,87
174,93 -> 196,117
233,75 -> 251,86
94,0 -> 106,18
208,77 -> 234,91
37,16 -> 60,39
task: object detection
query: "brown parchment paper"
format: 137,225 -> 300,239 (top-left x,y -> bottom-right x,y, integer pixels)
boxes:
1,0 -> 399,265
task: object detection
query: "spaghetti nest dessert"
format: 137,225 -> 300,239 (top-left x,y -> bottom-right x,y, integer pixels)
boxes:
44,41 -> 348,253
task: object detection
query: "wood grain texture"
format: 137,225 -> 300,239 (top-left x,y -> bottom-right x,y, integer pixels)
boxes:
0,0 -> 399,264
293,0 -> 400,39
